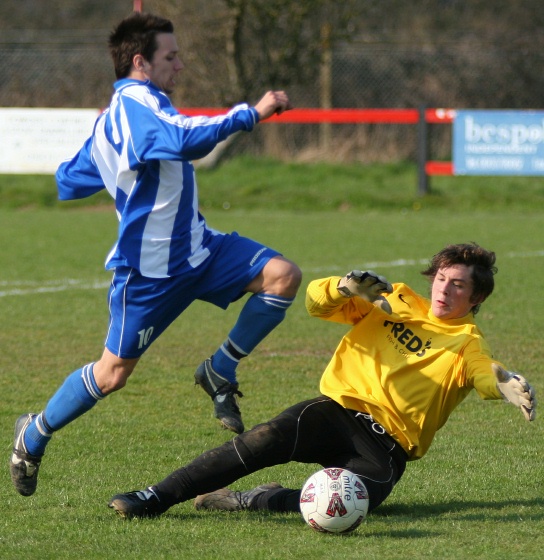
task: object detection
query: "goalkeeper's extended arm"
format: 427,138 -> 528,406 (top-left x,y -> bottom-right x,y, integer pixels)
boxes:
493,364 -> 537,421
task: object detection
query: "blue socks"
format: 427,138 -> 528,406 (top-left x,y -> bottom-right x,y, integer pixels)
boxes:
24,363 -> 104,456
211,293 -> 294,383
22,293 -> 294,455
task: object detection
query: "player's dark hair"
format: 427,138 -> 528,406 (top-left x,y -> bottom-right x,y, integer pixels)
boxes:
421,242 -> 497,315
109,12 -> 174,79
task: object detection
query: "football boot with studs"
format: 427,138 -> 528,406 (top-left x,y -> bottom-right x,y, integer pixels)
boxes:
194,482 -> 283,511
10,413 -> 43,497
194,358 -> 245,434
108,487 -> 167,519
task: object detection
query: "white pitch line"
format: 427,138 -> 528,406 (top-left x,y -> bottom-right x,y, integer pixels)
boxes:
305,258 -> 429,273
2,249 -> 544,298
305,249 -> 544,274
0,279 -> 110,298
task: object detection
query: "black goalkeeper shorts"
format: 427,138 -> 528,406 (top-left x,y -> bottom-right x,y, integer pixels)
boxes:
237,396 -> 408,512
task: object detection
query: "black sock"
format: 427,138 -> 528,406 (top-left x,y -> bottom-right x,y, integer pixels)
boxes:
251,488 -> 301,512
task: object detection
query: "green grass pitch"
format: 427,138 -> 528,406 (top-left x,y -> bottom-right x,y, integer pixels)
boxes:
1,161 -> 543,559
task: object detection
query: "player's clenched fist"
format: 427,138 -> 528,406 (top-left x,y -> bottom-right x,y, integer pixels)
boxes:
254,90 -> 292,120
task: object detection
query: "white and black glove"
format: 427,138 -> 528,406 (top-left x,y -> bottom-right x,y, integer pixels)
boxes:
337,270 -> 393,313
493,364 -> 537,422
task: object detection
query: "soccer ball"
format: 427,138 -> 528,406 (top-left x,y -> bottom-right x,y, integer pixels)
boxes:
299,467 -> 369,534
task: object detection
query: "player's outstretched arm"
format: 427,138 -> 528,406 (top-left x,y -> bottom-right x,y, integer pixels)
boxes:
493,364 -> 537,421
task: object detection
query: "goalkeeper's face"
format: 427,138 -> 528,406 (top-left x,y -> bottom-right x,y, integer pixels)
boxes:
431,264 -> 481,320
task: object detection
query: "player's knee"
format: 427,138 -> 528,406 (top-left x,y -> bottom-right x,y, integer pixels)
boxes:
284,262 -> 303,293
268,258 -> 302,297
107,372 -> 130,392
93,361 -> 136,394
235,422 -> 292,467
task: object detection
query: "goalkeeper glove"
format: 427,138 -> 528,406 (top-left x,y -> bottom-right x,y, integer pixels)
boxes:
337,270 -> 393,313
493,364 -> 537,422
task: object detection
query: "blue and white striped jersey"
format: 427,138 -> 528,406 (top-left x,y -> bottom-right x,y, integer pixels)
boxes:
56,78 -> 259,278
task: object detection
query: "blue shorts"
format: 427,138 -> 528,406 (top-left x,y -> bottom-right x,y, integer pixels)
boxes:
105,232 -> 280,358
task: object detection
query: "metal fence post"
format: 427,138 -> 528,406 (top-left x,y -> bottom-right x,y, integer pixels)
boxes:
417,105 -> 429,196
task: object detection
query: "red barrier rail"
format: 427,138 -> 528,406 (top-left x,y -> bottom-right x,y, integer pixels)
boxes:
424,108 -> 455,124
425,161 -> 454,175
181,107 -> 420,123
270,108 -> 421,124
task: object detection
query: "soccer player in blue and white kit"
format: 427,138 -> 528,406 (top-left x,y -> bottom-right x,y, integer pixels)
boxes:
10,12 -> 302,498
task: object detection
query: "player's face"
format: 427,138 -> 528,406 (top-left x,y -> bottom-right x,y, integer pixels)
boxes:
431,264 -> 479,320
146,33 -> 183,94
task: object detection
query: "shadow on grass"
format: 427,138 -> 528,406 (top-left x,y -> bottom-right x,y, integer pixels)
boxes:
110,509 -> 439,539
375,497 -> 544,521
103,497 -> 543,542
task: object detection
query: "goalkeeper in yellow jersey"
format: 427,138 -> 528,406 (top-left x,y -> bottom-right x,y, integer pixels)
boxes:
108,242 -> 536,519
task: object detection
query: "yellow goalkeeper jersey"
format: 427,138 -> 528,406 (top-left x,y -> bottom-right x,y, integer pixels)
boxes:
306,277 -> 503,460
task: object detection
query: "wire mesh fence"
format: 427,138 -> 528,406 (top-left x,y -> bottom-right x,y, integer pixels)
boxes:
2,30 -> 543,163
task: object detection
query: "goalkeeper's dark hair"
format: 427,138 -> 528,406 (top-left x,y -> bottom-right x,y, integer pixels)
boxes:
109,12 -> 174,79
421,242 -> 497,315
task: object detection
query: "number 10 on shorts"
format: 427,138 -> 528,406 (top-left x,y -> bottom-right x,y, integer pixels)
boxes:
137,327 -> 154,349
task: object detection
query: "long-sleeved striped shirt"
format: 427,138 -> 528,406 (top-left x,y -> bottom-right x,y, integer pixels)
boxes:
56,78 -> 258,278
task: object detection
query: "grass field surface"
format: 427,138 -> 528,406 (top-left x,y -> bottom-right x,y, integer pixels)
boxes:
1,160 -> 543,559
